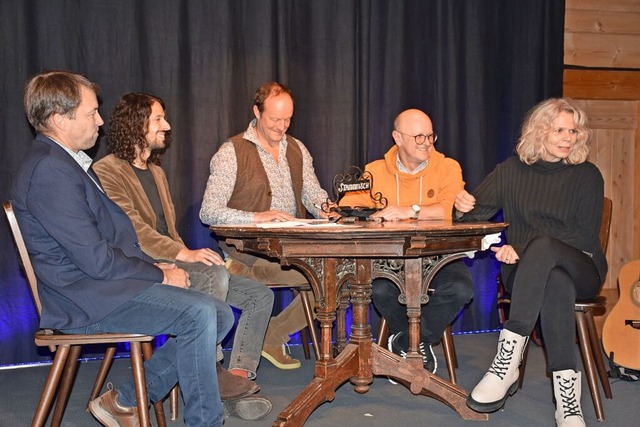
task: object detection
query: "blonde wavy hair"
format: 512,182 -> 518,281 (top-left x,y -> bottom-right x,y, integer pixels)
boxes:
515,97 -> 591,165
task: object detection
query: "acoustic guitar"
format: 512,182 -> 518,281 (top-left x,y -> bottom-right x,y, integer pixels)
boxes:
602,260 -> 640,370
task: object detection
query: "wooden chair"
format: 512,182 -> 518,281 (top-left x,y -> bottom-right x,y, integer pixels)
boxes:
496,196 -> 613,421
267,284 -> 319,360
4,202 -> 169,427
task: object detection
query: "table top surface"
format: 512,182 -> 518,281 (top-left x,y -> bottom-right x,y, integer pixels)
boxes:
210,219 -> 507,240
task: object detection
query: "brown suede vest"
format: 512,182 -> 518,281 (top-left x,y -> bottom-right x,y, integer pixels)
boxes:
227,133 -> 305,217
222,133 -> 306,265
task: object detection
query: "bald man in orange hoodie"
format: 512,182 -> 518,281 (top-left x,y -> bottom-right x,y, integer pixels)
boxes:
340,109 -> 474,378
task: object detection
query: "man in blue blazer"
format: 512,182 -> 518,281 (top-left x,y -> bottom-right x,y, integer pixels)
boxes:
11,70 -> 234,427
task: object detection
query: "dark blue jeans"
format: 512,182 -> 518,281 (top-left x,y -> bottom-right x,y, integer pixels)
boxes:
372,260 -> 474,345
505,235 -> 601,371
62,283 -> 234,427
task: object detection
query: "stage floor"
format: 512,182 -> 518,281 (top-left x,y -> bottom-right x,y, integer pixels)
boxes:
1,331 -> 636,426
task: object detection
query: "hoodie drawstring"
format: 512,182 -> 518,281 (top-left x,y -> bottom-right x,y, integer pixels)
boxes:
395,174 -> 423,206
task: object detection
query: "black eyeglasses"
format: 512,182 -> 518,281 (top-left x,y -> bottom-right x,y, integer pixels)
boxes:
395,131 -> 438,145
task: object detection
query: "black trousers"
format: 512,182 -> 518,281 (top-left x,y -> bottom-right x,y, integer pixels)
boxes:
504,235 -> 601,371
371,260 -> 474,346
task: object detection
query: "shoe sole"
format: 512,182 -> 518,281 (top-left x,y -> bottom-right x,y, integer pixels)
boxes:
260,351 -> 301,369
88,399 -> 121,427
224,396 -> 273,420
466,380 -> 519,413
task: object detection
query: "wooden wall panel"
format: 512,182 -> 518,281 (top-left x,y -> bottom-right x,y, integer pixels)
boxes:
563,70 -> 640,100
564,33 -> 640,68
565,9 -> 640,35
564,0 -> 640,331
573,100 -> 638,289
565,0 -> 640,69
566,0 -> 640,13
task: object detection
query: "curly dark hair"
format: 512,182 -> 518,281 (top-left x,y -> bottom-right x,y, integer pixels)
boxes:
107,92 -> 170,165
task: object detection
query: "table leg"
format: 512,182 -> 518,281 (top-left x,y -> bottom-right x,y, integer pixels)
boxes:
274,258 -> 371,426
273,343 -> 362,426
334,285 -> 350,355
274,256 -> 488,425
371,344 -> 487,420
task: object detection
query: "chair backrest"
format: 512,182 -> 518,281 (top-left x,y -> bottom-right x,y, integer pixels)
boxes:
4,201 -> 42,317
599,197 -> 613,253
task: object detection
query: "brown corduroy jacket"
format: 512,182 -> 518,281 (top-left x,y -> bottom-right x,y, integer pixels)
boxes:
93,154 -> 185,261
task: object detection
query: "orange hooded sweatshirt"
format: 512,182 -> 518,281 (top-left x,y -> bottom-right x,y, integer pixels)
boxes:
340,145 -> 464,220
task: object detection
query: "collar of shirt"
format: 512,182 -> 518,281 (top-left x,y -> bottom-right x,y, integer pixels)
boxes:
396,154 -> 427,174
48,136 -> 103,192
244,119 -> 289,152
49,137 -> 94,172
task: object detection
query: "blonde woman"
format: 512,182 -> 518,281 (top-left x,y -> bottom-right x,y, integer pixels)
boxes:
455,98 -> 606,427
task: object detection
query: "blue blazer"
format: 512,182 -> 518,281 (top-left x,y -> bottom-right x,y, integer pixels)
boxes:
11,135 -> 164,330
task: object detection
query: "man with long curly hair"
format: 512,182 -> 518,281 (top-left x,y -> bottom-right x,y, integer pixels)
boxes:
94,92 -> 273,421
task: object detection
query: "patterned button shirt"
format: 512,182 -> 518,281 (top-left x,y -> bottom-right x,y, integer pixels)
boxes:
200,120 -> 330,225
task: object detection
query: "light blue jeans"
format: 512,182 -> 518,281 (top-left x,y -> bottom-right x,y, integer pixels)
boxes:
62,283 -> 234,427
176,262 -> 273,378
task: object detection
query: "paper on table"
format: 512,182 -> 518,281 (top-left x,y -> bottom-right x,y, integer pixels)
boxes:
481,232 -> 502,250
465,232 -> 502,259
256,219 -> 343,228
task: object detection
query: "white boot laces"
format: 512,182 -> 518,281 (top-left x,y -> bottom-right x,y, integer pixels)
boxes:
487,338 -> 515,380
558,377 -> 582,419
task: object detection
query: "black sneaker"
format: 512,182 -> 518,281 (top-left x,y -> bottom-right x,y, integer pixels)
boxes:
387,332 -> 405,385
419,341 -> 438,374
388,332 -> 438,375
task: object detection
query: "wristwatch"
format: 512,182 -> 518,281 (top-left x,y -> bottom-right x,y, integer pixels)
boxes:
411,204 -> 421,220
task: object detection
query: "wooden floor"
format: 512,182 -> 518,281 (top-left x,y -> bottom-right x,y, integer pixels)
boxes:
1,331 -> 638,426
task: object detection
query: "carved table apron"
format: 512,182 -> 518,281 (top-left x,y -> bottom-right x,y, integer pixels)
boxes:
211,220 -> 506,426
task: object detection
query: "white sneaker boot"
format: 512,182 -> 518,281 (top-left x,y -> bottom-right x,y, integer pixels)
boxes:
553,369 -> 585,427
467,328 -> 529,413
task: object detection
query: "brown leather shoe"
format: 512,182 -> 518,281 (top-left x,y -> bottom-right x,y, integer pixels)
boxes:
261,344 -> 301,369
89,388 -> 140,427
217,362 -> 259,400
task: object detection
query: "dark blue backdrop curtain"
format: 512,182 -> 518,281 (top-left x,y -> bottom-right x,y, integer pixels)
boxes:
0,0 -> 564,365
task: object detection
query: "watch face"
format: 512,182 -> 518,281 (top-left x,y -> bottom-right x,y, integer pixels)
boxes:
411,204 -> 420,219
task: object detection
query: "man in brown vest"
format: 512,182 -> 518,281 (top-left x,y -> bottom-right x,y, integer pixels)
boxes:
200,82 -> 332,369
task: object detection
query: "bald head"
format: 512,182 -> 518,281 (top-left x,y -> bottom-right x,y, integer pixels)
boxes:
392,109 -> 436,171
394,109 -> 432,134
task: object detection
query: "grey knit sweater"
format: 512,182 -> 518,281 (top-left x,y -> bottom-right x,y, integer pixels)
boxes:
456,156 -> 607,280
